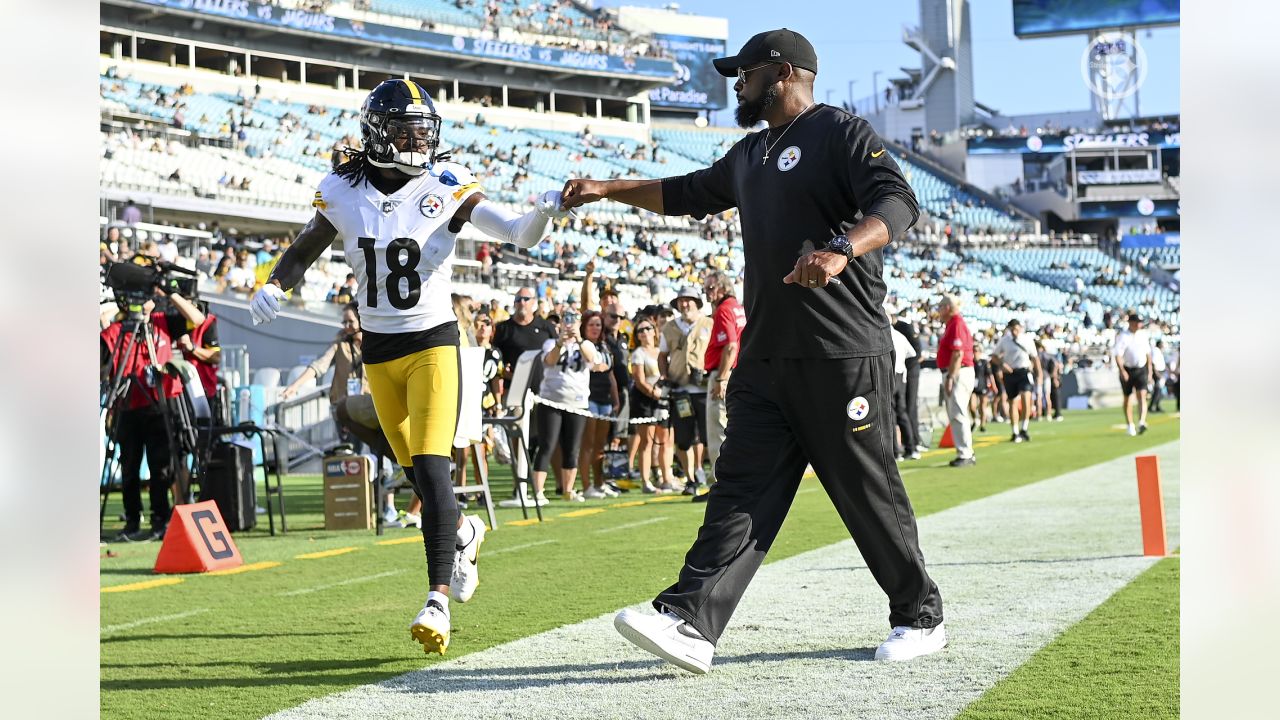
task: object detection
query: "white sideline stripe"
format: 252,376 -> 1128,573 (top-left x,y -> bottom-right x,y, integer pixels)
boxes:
268,443 -> 1180,720
278,570 -> 406,597
102,608 -> 209,635
594,517 -> 669,534
484,539 -> 558,556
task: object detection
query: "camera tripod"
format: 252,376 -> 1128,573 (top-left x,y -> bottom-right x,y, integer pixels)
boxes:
99,309 -> 198,532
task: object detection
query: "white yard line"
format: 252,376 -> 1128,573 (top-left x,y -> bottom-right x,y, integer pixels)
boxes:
277,570 -> 406,598
101,608 -> 210,635
593,517 -> 669,534
269,443 -> 1180,720
484,539 -> 559,556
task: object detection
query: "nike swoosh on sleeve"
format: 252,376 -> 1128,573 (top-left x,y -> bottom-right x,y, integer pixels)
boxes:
870,149 -> 885,158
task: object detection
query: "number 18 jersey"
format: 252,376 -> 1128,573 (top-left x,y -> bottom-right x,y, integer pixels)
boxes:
313,162 -> 483,334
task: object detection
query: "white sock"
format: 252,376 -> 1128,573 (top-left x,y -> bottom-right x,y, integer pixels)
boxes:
1021,419 -> 1029,431
428,590 -> 450,615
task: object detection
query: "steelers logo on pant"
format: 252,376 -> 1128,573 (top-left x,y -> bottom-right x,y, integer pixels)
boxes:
846,395 -> 870,422
420,194 -> 445,218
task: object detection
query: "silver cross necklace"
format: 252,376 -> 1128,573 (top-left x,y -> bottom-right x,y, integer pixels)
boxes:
762,102 -> 816,165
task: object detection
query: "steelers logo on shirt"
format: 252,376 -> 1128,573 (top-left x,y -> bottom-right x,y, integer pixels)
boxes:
777,146 -> 802,172
846,395 -> 870,421
420,194 -> 445,218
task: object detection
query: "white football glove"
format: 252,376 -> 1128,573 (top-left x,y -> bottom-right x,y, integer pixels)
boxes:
536,190 -> 572,219
249,283 -> 287,326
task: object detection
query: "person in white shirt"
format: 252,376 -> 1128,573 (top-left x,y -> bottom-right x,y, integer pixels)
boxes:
1148,339 -> 1168,413
1112,313 -> 1153,435
990,319 -> 1043,443
886,302 -> 918,459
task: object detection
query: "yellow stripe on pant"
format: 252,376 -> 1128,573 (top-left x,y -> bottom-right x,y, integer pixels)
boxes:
364,345 -> 460,465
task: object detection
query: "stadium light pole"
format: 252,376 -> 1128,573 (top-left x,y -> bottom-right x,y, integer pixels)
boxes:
847,80 -> 856,113
872,71 -> 882,113
825,88 -> 833,106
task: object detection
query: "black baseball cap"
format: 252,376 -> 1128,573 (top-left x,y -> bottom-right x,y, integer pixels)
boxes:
713,28 -> 818,77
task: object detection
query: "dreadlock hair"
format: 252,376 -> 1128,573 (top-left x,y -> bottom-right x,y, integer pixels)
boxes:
332,145 -> 454,188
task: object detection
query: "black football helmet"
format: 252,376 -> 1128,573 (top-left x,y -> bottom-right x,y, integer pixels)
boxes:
359,79 -> 442,176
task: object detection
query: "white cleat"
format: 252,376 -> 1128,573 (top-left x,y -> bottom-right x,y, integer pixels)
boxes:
409,599 -> 451,655
874,623 -> 947,661
450,515 -> 487,603
614,608 -> 714,674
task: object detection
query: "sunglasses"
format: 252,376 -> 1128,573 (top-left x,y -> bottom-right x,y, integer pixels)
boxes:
636,326 -> 654,332
736,62 -> 776,83
513,296 -> 535,303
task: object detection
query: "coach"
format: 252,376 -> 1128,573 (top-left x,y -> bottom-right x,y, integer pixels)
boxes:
561,28 -> 945,669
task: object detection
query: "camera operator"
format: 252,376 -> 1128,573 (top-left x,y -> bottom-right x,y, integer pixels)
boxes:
101,284 -> 203,542
174,301 -> 222,421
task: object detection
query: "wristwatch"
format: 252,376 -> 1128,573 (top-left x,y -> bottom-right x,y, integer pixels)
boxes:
823,235 -> 854,260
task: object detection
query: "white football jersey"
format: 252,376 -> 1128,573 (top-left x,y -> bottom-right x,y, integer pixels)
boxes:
313,162 -> 483,334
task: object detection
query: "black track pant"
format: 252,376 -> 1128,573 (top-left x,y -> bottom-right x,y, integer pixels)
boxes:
117,406 -> 173,531
891,372 -> 915,453
904,364 -> 921,449
655,354 -> 944,645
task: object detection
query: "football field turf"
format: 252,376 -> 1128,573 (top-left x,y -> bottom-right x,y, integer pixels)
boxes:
101,409 -> 1180,719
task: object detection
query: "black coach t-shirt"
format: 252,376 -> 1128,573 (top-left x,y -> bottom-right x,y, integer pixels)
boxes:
661,104 -> 919,360
493,316 -> 557,370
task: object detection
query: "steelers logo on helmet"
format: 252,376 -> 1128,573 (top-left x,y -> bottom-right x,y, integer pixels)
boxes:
360,79 -> 442,176
420,194 -> 445,218
846,396 -> 870,421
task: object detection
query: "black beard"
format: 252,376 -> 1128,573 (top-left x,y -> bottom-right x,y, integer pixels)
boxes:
735,84 -> 779,128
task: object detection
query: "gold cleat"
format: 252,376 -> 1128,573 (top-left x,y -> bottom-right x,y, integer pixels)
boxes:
409,599 -> 451,655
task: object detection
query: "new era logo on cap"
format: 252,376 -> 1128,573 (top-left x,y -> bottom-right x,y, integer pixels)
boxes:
713,28 -> 819,77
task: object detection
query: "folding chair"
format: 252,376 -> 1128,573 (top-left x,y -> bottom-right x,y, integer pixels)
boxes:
483,349 -> 543,522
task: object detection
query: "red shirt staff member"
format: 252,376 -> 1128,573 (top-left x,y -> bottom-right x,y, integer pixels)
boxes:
699,270 -> 745,503
936,293 -> 977,466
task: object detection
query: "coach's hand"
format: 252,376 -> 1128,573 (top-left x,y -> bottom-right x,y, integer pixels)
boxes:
560,178 -> 609,210
784,250 -> 847,289
250,282 -> 287,326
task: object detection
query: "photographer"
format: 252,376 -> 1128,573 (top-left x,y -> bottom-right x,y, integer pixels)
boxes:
658,287 -> 714,495
101,284 -> 202,541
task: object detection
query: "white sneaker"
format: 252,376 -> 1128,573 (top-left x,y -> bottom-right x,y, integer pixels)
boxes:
498,486 -> 536,508
874,623 -> 947,661
409,598 -> 451,655
614,608 -> 714,674
583,485 -> 607,499
1127,424 -> 1137,437
601,483 -> 620,497
564,490 -> 586,503
534,492 -> 550,506
450,515 -> 486,603
402,512 -> 422,529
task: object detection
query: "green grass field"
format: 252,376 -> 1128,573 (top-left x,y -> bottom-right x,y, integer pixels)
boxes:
100,409 -> 1180,719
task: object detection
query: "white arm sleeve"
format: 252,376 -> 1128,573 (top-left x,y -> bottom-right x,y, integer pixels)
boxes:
470,191 -> 566,249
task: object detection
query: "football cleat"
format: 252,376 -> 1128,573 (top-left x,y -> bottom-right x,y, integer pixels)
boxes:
409,599 -> 450,655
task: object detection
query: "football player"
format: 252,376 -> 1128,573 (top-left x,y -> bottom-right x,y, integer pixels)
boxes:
250,79 -> 567,654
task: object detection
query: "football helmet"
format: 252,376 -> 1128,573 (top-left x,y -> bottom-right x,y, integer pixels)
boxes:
359,79 -> 442,176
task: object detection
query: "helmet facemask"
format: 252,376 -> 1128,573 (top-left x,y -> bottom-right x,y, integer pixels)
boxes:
362,106 -> 442,176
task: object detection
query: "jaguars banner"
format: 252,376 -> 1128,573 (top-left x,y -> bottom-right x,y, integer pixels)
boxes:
648,34 -> 728,110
